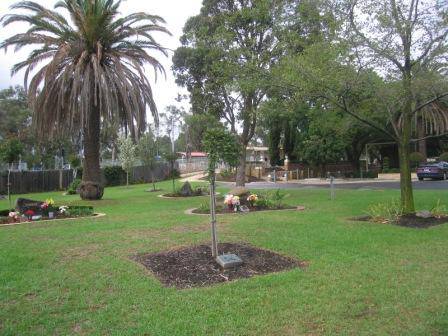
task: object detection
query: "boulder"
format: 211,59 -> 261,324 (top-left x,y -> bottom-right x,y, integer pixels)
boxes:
179,181 -> 194,197
15,198 -> 45,215
416,210 -> 433,219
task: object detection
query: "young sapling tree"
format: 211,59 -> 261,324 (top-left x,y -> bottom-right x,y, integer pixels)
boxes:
203,128 -> 240,258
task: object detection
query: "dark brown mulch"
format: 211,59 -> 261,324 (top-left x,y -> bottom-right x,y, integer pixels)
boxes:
396,214 -> 448,228
351,214 -> 448,229
134,243 -> 306,289
192,206 -> 297,214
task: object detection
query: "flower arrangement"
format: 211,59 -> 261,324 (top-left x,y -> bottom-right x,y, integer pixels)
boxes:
59,206 -> 69,215
8,211 -> 20,222
247,194 -> 258,207
41,198 -> 57,218
224,194 -> 241,211
41,198 -> 55,211
224,194 -> 234,209
24,209 -> 35,220
232,196 -> 240,212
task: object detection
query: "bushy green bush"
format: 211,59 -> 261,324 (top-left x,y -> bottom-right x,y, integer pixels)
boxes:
439,152 -> 448,162
409,152 -> 425,167
66,179 -> 81,195
103,166 -> 125,186
220,168 -> 234,179
382,168 -> 401,174
66,206 -> 94,217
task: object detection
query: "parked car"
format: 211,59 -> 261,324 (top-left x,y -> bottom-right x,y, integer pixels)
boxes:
416,162 -> 448,181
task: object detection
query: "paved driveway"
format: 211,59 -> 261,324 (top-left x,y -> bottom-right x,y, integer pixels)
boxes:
219,180 -> 448,190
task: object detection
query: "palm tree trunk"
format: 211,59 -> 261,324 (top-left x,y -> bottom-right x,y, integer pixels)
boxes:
79,107 -> 104,200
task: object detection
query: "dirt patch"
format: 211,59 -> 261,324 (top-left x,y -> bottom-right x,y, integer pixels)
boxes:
134,242 -> 306,289
351,214 -> 448,229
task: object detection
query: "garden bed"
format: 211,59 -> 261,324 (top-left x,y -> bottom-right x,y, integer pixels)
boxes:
0,212 -> 105,227
351,214 -> 448,229
134,243 -> 306,289
187,205 -> 304,215
0,204 -> 98,226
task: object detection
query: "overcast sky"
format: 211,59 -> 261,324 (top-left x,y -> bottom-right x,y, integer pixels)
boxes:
0,0 -> 202,120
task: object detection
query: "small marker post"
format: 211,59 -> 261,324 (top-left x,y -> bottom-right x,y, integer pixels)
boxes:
330,176 -> 335,200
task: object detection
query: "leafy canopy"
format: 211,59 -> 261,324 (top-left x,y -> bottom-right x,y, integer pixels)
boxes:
203,128 -> 240,176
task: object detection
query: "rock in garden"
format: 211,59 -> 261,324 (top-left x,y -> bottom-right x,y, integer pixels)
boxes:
179,181 -> 194,197
15,198 -> 45,215
416,210 -> 433,219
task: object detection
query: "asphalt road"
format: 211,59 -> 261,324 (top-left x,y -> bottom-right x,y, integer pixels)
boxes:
221,180 -> 448,190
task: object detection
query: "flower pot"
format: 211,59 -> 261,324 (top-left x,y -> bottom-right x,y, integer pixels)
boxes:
48,212 -> 54,219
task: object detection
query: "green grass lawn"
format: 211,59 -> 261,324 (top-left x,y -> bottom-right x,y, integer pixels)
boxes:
1,182 -> 448,335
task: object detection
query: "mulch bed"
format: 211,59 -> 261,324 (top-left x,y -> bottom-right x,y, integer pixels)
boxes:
134,243 -> 306,289
191,206 -> 298,215
351,214 -> 448,229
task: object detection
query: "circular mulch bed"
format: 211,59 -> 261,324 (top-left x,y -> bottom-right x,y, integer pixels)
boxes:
133,242 -> 307,289
185,205 -> 305,215
0,213 -> 106,227
351,214 -> 448,229
158,192 -> 219,199
145,189 -> 163,193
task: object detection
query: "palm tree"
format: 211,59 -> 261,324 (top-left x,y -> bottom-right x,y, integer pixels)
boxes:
1,0 -> 170,199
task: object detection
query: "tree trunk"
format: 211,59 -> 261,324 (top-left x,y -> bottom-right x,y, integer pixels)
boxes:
398,141 -> 415,213
79,107 -> 104,200
209,171 -> 218,258
399,66 -> 415,214
235,146 -> 247,186
126,171 -> 129,187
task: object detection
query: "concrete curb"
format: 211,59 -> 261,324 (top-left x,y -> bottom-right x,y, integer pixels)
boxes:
184,206 -> 306,216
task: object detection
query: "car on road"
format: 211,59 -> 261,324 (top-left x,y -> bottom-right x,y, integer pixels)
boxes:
416,162 -> 448,181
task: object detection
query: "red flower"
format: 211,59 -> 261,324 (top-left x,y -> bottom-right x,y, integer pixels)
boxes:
24,209 -> 35,216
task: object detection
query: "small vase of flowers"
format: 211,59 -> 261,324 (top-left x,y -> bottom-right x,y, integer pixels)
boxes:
41,198 -> 56,218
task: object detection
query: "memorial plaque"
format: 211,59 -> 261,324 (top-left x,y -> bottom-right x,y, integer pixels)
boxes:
216,254 -> 243,269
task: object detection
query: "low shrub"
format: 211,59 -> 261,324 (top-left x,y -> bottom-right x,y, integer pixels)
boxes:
410,152 -> 425,168
430,199 -> 447,218
65,206 -> 94,217
382,168 -> 401,174
366,199 -> 403,223
66,179 -> 81,195
220,168 -> 234,179
103,166 -> 125,186
439,152 -> 448,162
